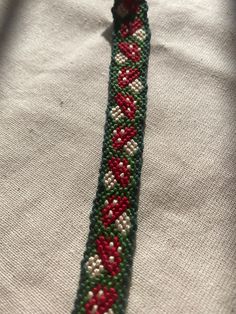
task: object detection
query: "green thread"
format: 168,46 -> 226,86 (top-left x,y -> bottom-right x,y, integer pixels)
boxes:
73,1 -> 151,313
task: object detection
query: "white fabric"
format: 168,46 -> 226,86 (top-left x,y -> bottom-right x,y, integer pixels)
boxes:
0,0 -> 235,313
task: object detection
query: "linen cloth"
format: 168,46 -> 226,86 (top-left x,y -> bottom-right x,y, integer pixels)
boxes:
0,0 -> 235,313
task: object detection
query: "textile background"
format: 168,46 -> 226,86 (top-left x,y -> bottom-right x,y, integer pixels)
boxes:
0,0 -> 235,313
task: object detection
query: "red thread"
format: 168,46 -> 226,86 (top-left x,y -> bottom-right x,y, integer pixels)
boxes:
123,0 -> 140,14
112,126 -> 137,150
118,67 -> 140,88
119,42 -> 141,62
96,236 -> 122,276
101,195 -> 130,228
85,284 -> 118,314
115,92 -> 137,120
108,157 -> 130,187
121,18 -> 143,38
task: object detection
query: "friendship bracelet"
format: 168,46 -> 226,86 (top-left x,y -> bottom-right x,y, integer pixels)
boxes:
73,1 -> 151,313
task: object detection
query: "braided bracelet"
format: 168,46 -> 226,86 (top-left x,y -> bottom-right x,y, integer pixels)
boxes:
73,1 -> 151,313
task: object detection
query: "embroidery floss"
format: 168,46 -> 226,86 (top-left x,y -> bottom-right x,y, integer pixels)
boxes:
73,1 -> 150,313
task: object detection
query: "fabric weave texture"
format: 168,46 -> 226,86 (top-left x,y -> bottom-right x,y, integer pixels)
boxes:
0,0 -> 235,313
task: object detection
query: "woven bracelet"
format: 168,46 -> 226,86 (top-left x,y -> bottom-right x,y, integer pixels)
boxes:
73,1 -> 151,313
